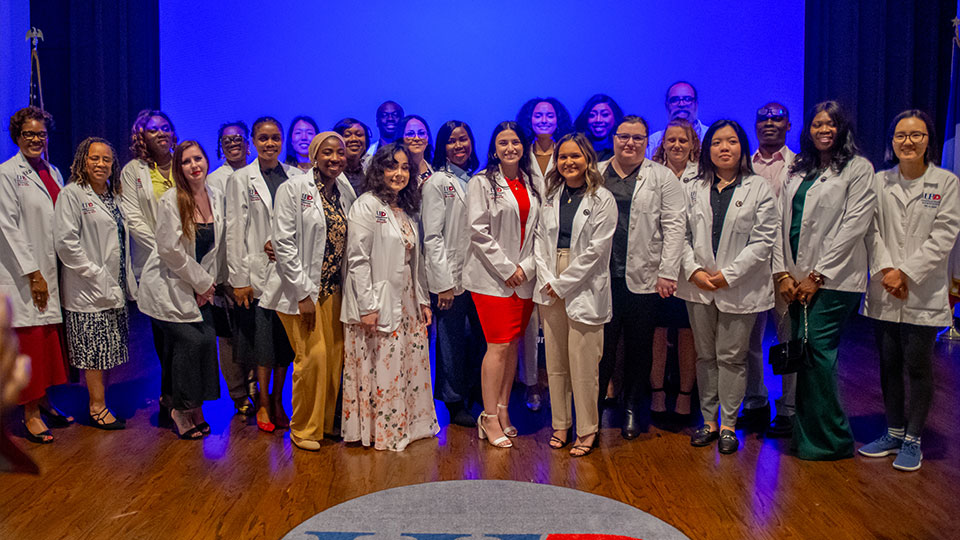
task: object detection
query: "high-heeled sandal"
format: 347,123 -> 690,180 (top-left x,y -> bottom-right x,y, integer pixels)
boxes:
89,407 -> 125,430
23,420 -> 54,444
496,403 -> 517,437
38,403 -> 73,428
477,411 -> 512,448
549,428 -> 571,449
570,433 -> 599,458
170,410 -> 203,440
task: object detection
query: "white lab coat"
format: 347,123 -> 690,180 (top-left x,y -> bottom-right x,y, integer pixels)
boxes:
462,169 -> 540,299
420,165 -> 470,295
263,170 -> 354,315
862,165 -> 960,326
0,152 -> 63,327
138,186 -> 226,323
533,185 -> 617,325
677,174 -> 779,314
119,158 -> 164,278
598,158 -> 686,293
54,183 -> 137,312
207,162 -> 245,198
340,192 -> 429,333
528,144 -> 553,195
224,160 -> 299,297
773,155 -> 876,292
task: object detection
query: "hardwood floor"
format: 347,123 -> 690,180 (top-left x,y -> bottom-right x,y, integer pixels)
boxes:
1,312 -> 958,539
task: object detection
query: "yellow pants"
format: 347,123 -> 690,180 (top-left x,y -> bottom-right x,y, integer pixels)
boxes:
278,292 -> 344,442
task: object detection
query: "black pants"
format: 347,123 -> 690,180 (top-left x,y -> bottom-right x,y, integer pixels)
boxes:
432,292 -> 486,405
599,277 -> 657,410
875,320 -> 937,438
153,306 -> 221,410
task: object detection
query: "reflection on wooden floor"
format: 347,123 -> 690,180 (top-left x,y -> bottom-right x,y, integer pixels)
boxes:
1,310 -> 958,539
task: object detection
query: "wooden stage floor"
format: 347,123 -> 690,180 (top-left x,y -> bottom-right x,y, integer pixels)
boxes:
1,312 -> 958,539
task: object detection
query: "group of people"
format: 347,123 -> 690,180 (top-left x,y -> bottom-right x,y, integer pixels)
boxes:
2,81 -> 958,470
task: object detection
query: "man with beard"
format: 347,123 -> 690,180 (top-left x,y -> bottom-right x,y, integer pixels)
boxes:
646,82 -> 706,158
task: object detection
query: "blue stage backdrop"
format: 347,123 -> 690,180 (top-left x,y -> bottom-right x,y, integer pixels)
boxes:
160,0 -> 804,167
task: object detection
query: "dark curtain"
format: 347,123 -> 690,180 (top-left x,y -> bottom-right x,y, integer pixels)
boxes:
805,0 -> 958,166
31,0 -> 159,173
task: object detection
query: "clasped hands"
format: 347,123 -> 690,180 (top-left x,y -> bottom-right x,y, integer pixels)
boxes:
689,269 -> 729,291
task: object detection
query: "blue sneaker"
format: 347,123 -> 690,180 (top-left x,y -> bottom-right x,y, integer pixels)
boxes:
858,434 -> 903,457
893,441 -> 922,471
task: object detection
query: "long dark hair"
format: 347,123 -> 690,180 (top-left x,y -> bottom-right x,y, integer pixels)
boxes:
544,133 -> 604,198
171,140 -> 210,240
69,137 -> 121,195
790,100 -> 859,175
432,120 -> 479,173
574,94 -> 624,141
885,109 -> 938,166
483,121 -> 535,195
398,115 -> 433,164
516,97 -> 573,142
364,143 -> 421,216
284,115 -> 319,165
698,120 -> 754,185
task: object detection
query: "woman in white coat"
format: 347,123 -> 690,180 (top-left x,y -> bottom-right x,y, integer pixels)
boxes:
225,116 -> 297,433
534,133 -> 616,456
463,121 -> 540,448
267,132 -> 354,451
138,141 -> 224,440
679,120 -> 779,454
399,115 -> 434,187
340,143 -> 438,451
773,101 -> 876,461
0,107 -> 72,443
858,110 -> 960,471
55,138 -> 137,430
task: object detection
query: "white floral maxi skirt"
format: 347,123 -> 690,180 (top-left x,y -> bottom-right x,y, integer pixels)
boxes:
341,266 -> 439,451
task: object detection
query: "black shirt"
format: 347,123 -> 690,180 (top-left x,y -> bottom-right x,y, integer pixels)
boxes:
195,222 -> 214,261
260,163 -> 288,205
558,183 -> 587,249
604,162 -> 641,277
710,175 -> 742,256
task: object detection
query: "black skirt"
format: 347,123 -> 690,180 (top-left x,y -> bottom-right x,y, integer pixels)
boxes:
152,305 -> 221,410
230,299 -> 295,368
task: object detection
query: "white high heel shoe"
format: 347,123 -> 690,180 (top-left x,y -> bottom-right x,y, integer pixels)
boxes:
477,411 -> 512,448
497,403 -> 518,437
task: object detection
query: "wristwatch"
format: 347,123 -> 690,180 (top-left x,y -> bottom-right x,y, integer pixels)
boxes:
808,271 -> 825,286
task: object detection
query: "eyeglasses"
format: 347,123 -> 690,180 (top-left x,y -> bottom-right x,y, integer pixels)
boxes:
404,130 -> 428,139
756,108 -> 787,122
667,95 -> 695,105
20,131 -> 47,140
892,132 -> 928,144
614,133 -> 647,144
221,135 -> 246,145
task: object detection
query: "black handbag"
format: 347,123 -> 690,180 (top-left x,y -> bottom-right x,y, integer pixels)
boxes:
768,304 -> 810,375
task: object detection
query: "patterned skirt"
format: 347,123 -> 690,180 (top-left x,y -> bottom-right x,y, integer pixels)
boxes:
65,307 -> 129,370
341,265 -> 439,451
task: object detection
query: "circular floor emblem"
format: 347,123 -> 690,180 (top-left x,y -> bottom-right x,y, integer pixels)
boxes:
283,480 -> 688,540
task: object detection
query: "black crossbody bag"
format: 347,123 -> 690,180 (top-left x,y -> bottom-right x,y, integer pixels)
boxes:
768,304 -> 810,375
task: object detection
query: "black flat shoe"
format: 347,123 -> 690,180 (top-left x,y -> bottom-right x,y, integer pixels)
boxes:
89,408 -> 125,431
690,425 -> 719,447
196,422 -> 211,435
718,429 -> 739,454
23,421 -> 54,444
766,415 -> 794,438
39,404 -> 73,428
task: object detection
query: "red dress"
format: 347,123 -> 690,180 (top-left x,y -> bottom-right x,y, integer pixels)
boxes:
471,175 -> 535,344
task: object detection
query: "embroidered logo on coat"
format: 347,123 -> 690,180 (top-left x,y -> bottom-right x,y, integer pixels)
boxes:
16,175 -> 29,186
301,193 -> 314,209
375,210 -> 388,223
921,192 -> 942,209
81,202 -> 96,214
444,184 -> 457,198
490,186 -> 504,200
249,188 -> 261,202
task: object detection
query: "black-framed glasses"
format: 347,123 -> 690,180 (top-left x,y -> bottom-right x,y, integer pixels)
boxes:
614,133 -> 647,144
221,134 -> 246,145
892,132 -> 928,144
20,130 -> 47,140
667,95 -> 695,105
756,107 -> 787,122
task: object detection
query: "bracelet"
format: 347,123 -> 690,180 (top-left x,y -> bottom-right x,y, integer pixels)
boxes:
775,274 -> 791,284
808,272 -> 825,286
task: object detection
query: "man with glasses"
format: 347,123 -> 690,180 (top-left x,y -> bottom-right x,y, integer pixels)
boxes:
737,102 -> 797,437
363,101 -> 404,169
647,81 -> 706,158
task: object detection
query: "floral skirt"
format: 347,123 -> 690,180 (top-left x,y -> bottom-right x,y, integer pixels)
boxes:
341,266 -> 439,451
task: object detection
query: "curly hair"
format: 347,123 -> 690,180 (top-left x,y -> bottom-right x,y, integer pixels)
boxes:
364,143 -> 421,216
129,109 -> 177,165
515,97 -> 573,142
790,100 -> 860,176
171,140 -> 210,240
68,137 -> 121,194
216,120 -> 249,160
651,118 -> 701,166
9,106 -> 53,144
544,132 -> 604,198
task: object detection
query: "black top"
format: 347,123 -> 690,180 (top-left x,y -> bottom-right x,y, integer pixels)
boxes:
344,167 -> 365,195
558,183 -> 587,249
195,222 -> 215,261
603,162 -> 641,277
260,163 -> 288,204
709,175 -> 742,256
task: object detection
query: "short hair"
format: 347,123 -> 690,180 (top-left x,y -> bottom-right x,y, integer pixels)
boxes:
215,120 -> 249,160
252,116 -> 283,138
790,100 -> 860,176
665,81 -> 698,102
9,106 -> 53,144
515,97 -> 573,142
170,140 -> 211,240
333,117 -> 372,149
574,94 -> 625,137
482,121 -> 535,199
757,102 -> 790,120
698,119 -> 754,184
68,137 -> 121,194
432,120 -> 479,174
377,100 -> 404,118
544,132 -> 604,198
652,119 -> 702,165
364,142 -> 421,216
129,109 -> 177,164
284,115 -> 319,165
397,115 -> 433,164
614,115 -> 649,134
884,109 -> 939,166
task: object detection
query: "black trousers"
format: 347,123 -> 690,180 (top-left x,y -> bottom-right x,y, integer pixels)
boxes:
432,292 -> 486,405
599,277 -> 657,410
875,320 -> 938,438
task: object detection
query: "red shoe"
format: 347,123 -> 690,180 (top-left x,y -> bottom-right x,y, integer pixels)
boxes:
257,419 -> 276,433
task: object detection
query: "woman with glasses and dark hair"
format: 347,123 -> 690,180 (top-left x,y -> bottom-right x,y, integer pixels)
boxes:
423,120 -> 484,427
858,110 -> 960,471
138,140 -> 225,440
208,121 -> 251,195
398,115 -> 434,187
225,116 -> 297,434
340,143 -> 438,451
285,115 -> 319,172
680,119 -> 778,455
574,94 -> 624,161
55,137 -> 137,430
333,117 -> 372,195
772,100 -> 876,461
463,121 -> 540,448
534,132 -> 617,456
0,106 -> 71,443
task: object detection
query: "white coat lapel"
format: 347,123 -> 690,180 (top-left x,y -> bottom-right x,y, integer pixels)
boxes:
83,183 -> 111,214
570,192 -> 592,249
250,166 -> 273,211
16,153 -> 52,201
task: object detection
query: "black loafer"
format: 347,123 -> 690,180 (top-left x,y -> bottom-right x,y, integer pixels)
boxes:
690,425 -> 719,447
718,429 -> 739,454
767,415 -> 794,438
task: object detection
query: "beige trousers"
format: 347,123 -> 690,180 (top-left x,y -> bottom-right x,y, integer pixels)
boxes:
539,249 -> 603,436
